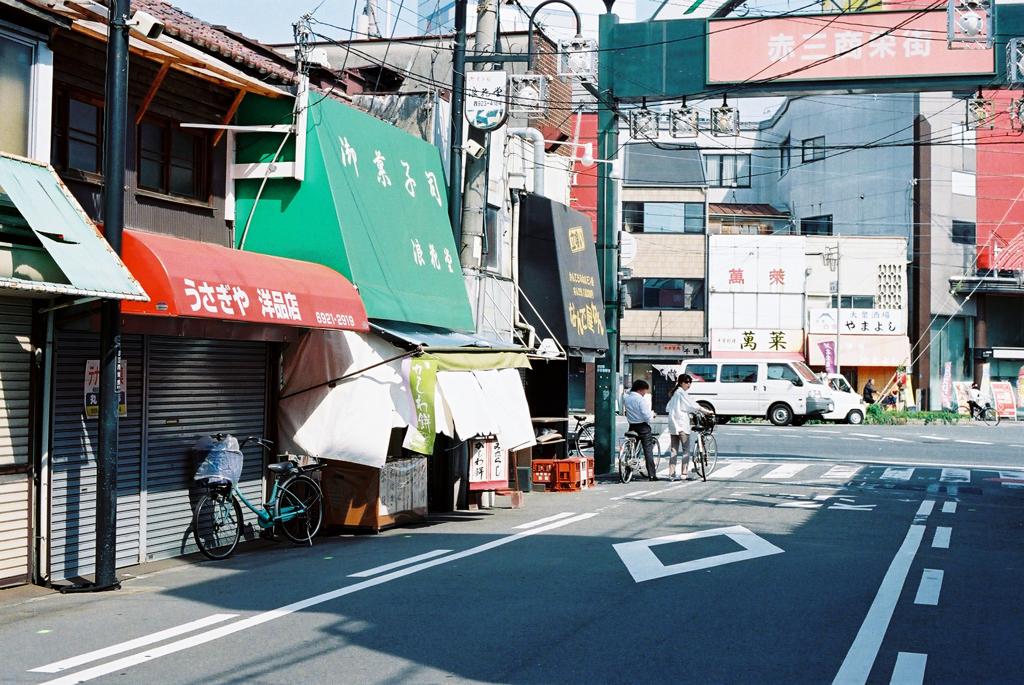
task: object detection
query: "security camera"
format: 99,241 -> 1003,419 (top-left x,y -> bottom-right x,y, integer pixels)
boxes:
464,139 -> 486,159
129,11 -> 165,40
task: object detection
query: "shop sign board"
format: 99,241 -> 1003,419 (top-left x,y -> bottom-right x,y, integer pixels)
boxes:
469,439 -> 507,490
84,359 -> 127,418
712,328 -> 804,354
707,11 -> 995,85
952,381 -> 972,415
991,381 -> 1017,419
465,71 -> 508,131
708,235 -> 805,295
809,308 -> 905,335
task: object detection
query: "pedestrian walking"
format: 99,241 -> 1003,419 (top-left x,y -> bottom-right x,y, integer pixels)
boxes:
622,379 -> 659,481
665,374 -> 713,480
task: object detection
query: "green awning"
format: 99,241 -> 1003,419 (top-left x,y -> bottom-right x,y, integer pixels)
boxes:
0,153 -> 147,301
236,96 -> 474,331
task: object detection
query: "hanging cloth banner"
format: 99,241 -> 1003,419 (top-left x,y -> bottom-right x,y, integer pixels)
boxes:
940,361 -> 952,410
402,357 -> 438,455
1018,364 -> 1024,409
818,340 -> 836,374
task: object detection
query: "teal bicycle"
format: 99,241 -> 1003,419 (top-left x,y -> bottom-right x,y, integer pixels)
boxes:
192,436 -> 324,560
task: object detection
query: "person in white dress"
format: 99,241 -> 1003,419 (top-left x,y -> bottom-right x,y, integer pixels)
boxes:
665,373 -> 713,480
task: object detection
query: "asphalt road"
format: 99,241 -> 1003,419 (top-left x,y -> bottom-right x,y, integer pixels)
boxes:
2,421 -> 1022,685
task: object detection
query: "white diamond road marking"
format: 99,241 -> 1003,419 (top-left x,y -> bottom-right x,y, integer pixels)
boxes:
881,467 -> 915,481
613,525 -> 784,583
939,468 -> 970,483
762,464 -> 812,480
821,465 -> 861,480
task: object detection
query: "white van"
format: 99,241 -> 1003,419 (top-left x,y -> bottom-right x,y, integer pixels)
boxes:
823,373 -> 866,425
663,358 -> 835,426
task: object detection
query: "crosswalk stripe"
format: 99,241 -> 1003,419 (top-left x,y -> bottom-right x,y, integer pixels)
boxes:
821,465 -> 861,480
762,464 -> 812,479
939,468 -> 970,483
881,467 -> 915,481
710,462 -> 764,480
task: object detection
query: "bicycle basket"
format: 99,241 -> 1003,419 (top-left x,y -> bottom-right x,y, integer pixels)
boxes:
193,434 -> 243,486
692,412 -> 716,435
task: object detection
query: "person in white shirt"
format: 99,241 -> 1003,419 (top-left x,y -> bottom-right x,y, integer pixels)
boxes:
968,383 -> 986,417
622,379 -> 658,481
665,373 -> 713,480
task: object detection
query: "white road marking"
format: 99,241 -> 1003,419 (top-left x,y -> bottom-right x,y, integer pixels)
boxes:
831,525 -> 925,685
939,468 -> 970,483
920,435 -> 949,441
956,439 -> 992,445
30,614 -> 239,674
775,501 -> 822,509
821,465 -> 862,480
829,503 -> 875,511
810,429 -> 841,434
941,501 -> 957,514
730,427 -> 761,432
914,569 -> 943,605
348,549 -> 453,577
610,490 -> 651,501
881,437 -> 912,443
840,437 -> 862,441
39,512 -> 598,685
882,467 -> 915,481
889,652 -> 927,685
512,512 -> 576,530
762,464 -> 812,480
932,526 -> 952,548
709,462 -> 764,480
914,500 -> 935,521
636,482 -> 693,498
613,525 -> 784,583
849,432 -> 877,438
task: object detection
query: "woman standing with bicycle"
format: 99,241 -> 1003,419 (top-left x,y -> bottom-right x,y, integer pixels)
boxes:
666,374 -> 713,480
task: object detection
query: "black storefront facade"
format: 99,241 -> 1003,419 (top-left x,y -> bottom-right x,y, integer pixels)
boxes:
518,194 -> 609,454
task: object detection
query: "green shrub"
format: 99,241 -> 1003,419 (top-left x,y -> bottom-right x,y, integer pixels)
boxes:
864,408 -> 962,425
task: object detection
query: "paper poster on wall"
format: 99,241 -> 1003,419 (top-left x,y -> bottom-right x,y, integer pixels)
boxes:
991,381 -> 1017,419
84,359 -> 127,418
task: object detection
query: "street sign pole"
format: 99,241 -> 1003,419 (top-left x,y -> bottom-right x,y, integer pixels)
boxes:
594,9 -> 619,475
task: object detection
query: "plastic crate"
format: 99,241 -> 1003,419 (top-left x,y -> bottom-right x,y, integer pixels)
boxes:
553,459 -> 583,492
532,459 -> 556,484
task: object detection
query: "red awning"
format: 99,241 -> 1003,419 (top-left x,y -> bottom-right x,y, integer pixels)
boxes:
121,229 -> 368,332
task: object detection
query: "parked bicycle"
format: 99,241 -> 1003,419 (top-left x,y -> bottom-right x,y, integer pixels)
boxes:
617,431 -> 662,483
192,435 -> 324,560
690,412 -> 718,481
970,402 -> 1000,426
569,415 -> 595,458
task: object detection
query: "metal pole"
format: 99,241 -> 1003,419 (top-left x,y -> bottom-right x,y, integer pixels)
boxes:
593,8 -> 618,475
448,0 -> 468,244
94,0 -> 129,592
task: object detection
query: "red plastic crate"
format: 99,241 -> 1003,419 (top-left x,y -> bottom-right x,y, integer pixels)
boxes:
532,459 -> 556,484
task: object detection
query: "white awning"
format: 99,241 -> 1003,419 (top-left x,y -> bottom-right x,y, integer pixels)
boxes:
474,369 -> 537,450
436,371 -> 501,441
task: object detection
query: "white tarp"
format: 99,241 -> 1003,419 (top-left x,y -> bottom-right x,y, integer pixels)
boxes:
279,330 -> 407,469
474,369 -> 537,450
436,371 -> 501,440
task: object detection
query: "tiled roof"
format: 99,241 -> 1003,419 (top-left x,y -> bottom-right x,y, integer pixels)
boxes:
709,203 -> 788,217
132,0 -> 297,84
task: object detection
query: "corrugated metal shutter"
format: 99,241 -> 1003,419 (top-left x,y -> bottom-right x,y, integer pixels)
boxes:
0,297 -> 32,586
50,332 -> 144,582
144,337 -> 267,561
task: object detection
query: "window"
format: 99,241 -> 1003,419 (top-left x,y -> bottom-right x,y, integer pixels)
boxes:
686,364 -> 717,383
704,154 -> 751,187
0,33 -> 33,157
801,215 -> 833,236
801,136 -> 825,163
767,363 -> 801,384
721,364 -> 758,383
138,118 -> 209,199
951,219 -> 976,245
482,205 -> 501,270
624,278 -> 705,310
622,202 -> 704,234
830,295 -> 875,309
51,89 -> 104,175
780,136 -> 791,177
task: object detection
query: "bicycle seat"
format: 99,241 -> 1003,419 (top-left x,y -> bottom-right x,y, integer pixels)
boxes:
573,415 -> 587,421
267,460 -> 298,474
624,430 -> 639,439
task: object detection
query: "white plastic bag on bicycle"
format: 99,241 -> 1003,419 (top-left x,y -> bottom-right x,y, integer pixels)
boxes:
193,434 -> 243,486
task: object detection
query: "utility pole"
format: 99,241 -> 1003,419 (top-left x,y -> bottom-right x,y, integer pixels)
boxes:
460,0 -> 497,268
593,5 -> 619,475
73,0 -> 129,592
448,0 -> 468,243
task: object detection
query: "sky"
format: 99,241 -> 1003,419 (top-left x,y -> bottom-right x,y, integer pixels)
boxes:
166,0 -> 784,119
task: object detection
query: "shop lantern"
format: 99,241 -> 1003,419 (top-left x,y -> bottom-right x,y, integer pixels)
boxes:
509,73 -> 549,117
948,0 -> 993,48
557,37 -> 597,81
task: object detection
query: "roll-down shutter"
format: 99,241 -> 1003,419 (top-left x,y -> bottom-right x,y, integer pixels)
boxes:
0,297 -> 31,586
50,332 -> 144,582
144,337 -> 268,560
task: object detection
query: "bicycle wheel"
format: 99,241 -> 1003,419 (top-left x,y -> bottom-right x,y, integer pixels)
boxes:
703,435 -> 718,478
277,475 -> 324,545
193,490 -> 242,560
618,441 -> 634,484
575,423 -> 595,458
650,439 -> 662,477
982,407 -> 1000,426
